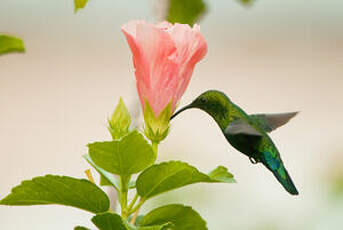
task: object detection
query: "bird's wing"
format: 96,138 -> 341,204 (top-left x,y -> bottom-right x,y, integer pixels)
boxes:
249,112 -> 298,133
225,119 -> 263,136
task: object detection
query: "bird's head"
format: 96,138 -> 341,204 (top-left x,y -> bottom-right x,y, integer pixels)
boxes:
171,90 -> 231,120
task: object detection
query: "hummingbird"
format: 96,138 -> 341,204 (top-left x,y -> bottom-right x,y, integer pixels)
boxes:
171,90 -> 299,195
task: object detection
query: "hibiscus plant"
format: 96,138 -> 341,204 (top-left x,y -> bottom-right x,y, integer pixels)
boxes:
0,21 -> 235,230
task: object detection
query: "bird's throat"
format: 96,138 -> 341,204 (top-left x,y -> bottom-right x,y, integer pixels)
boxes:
202,107 -> 231,131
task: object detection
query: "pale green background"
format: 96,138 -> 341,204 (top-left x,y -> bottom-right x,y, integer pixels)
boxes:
1,0 -> 343,229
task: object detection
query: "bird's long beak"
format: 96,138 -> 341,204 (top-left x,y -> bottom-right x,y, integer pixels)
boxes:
170,103 -> 195,120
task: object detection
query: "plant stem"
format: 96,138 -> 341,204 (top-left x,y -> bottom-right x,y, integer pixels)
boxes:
119,175 -> 130,218
152,141 -> 158,157
129,205 -> 140,225
127,193 -> 139,213
129,142 -> 158,224
129,197 -> 145,216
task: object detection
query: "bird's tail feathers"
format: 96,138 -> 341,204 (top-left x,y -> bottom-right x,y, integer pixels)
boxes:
261,159 -> 299,195
271,164 -> 298,195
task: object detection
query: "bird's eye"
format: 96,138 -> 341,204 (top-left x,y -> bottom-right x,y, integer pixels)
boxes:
200,97 -> 207,103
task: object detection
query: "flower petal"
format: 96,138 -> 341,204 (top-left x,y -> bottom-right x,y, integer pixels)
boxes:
168,23 -> 208,109
122,20 -> 207,117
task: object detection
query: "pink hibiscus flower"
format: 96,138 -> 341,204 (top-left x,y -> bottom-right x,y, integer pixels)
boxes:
122,20 -> 207,142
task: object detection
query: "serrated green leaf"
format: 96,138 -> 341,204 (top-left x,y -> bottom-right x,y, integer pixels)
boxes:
128,223 -> 172,230
74,226 -> 91,230
92,212 -> 170,230
108,98 -> 131,140
140,204 -> 207,230
208,166 -> 236,183
0,34 -> 25,55
167,0 -> 207,26
84,154 -> 136,189
100,177 -> 135,189
74,0 -> 89,13
0,175 -> 110,214
92,212 -> 128,230
100,174 -> 113,186
138,224 -> 172,230
84,154 -> 119,190
88,130 -> 156,176
136,161 -> 235,199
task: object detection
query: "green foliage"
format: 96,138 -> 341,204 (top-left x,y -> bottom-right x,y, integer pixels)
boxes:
84,154 -> 119,189
140,204 -> 207,230
92,213 -> 128,230
330,174 -> 343,198
74,0 -> 89,13
166,0 -> 257,27
136,161 -> 235,199
128,215 -> 144,226
238,0 -> 256,6
208,165 -> 236,183
0,34 -> 25,55
74,227 -> 91,230
167,0 -> 207,26
100,174 -> 114,186
84,154 -> 136,189
138,224 -> 172,230
92,212 -> 171,230
0,175 -> 110,213
108,98 -> 131,140
1,0 -> 256,227
88,130 -> 156,176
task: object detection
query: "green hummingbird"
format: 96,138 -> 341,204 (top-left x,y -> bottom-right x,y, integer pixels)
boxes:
171,90 -> 299,195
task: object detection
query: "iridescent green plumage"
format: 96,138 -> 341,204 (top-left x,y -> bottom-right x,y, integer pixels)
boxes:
171,90 -> 299,195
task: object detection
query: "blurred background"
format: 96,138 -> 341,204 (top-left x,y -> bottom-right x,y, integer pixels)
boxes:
1,0 -> 343,229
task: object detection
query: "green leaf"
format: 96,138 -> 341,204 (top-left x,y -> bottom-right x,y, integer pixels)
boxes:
136,161 -> 235,199
88,130 -> 156,176
92,213 -> 127,230
84,154 -> 136,189
108,98 -> 131,140
0,34 -> 25,55
92,213 -> 170,230
138,224 -> 172,230
329,174 -> 343,198
84,154 -> 119,189
208,166 -> 236,183
238,0 -> 256,6
128,215 -> 144,227
100,174 -> 114,186
128,223 -> 172,230
140,204 -> 207,230
128,180 -> 136,189
74,226 -> 91,230
167,0 -> 207,26
74,0 -> 89,13
0,175 -> 110,214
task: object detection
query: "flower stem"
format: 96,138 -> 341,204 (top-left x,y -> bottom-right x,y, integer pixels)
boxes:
152,141 -> 158,157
